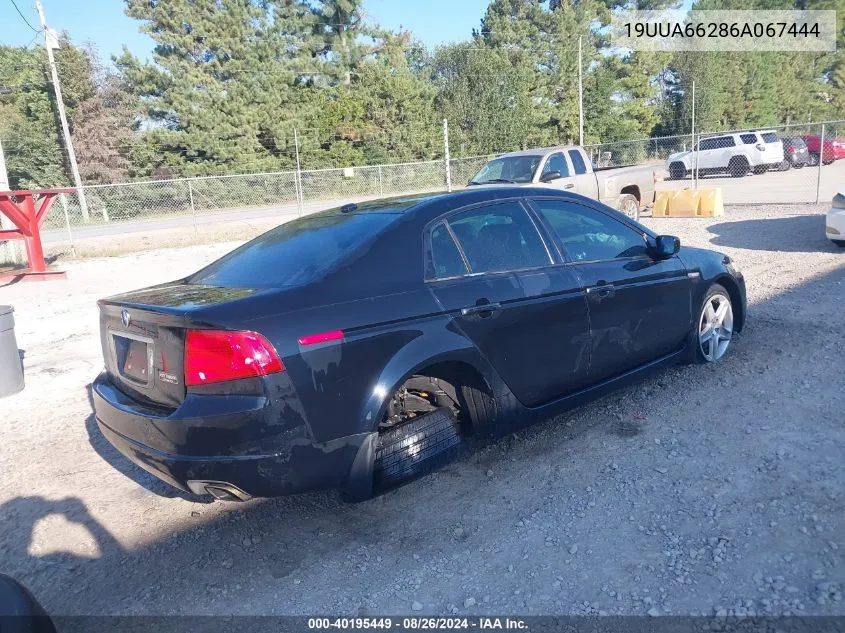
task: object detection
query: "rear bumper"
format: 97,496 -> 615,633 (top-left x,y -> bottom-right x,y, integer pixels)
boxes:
92,373 -> 377,499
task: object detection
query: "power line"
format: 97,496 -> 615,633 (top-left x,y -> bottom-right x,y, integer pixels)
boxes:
8,0 -> 39,33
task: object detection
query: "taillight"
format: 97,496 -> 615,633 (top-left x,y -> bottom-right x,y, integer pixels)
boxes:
185,329 -> 284,386
788,145 -> 795,152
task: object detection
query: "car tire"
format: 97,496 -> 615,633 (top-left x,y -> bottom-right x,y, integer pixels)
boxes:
728,157 -> 749,178
693,284 -> 735,364
752,165 -> 768,175
616,193 -> 640,221
669,162 -> 686,180
832,240 -> 845,248
794,162 -> 805,169
808,153 -> 820,166
372,408 -> 465,490
778,160 -> 791,171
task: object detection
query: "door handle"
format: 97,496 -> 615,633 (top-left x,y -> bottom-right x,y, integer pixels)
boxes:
564,183 -> 575,189
586,283 -> 615,298
461,302 -> 502,317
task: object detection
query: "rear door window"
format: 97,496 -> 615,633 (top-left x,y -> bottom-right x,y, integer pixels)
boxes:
740,134 -> 758,145
446,202 -> 551,274
190,211 -> 400,288
567,150 -> 588,175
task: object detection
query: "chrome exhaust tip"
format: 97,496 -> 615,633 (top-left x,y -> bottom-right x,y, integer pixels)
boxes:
187,480 -> 252,502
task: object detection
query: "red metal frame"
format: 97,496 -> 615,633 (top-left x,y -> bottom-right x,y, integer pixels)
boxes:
0,188 -> 74,274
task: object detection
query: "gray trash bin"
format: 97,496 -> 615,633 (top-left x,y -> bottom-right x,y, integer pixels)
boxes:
0,306 -> 24,398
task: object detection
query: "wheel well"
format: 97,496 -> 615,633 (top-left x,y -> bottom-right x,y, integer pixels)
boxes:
393,361 -> 493,431
715,275 -> 745,332
620,185 -> 641,202
410,361 -> 491,397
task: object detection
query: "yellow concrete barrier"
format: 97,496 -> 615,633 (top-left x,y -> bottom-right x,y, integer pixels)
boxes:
653,188 -> 723,217
697,188 -> 724,217
653,190 -> 670,217
668,188 -> 700,217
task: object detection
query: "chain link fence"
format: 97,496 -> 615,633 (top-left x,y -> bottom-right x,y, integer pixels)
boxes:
19,119 -> 845,257
41,154 -> 498,233
586,121 -> 845,205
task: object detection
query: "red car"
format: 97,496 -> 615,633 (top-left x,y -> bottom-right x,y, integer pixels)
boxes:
800,135 -> 845,165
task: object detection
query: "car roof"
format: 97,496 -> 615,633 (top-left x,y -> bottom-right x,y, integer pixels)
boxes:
494,146 -> 580,158
327,186 -> 594,222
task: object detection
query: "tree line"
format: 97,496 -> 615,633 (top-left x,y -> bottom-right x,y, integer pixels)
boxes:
0,0 -> 842,189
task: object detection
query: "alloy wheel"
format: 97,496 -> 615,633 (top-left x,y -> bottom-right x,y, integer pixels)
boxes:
698,293 -> 733,362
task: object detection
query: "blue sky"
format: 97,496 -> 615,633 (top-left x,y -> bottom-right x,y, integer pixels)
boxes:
0,0 -> 492,62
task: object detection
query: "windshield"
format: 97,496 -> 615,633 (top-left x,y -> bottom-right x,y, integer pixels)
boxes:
469,155 -> 542,185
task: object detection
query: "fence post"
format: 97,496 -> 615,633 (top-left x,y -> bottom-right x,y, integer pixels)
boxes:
815,123 -> 825,204
693,133 -> 700,189
443,119 -> 452,192
294,128 -> 304,217
378,164 -> 383,196
188,180 -> 197,236
60,193 -> 76,258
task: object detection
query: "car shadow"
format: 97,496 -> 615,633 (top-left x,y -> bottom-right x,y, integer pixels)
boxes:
707,214 -> 835,252
84,384 -> 210,502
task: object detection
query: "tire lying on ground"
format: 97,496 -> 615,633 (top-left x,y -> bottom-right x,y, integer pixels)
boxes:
373,408 -> 465,490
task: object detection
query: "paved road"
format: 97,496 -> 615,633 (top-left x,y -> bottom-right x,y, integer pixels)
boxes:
40,161 -> 844,245
657,159 -> 844,204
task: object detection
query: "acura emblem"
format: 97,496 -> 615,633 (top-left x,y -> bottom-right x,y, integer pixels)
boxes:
121,309 -> 131,328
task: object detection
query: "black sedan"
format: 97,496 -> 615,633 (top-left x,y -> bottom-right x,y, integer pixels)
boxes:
92,188 -> 746,501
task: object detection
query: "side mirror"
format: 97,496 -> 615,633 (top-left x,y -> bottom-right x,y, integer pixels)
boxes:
650,234 -> 680,260
539,170 -> 562,183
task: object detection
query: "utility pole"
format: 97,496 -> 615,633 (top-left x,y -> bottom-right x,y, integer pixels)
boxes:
578,36 -> 584,147
0,139 -> 24,263
35,0 -> 89,222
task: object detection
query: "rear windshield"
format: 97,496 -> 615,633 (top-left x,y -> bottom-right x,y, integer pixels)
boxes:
761,132 -> 778,143
190,211 -> 400,288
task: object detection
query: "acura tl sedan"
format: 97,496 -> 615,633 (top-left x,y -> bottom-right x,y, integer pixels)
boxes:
92,188 -> 746,501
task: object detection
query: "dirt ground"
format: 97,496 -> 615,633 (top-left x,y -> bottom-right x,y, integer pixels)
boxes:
1,204 -> 843,617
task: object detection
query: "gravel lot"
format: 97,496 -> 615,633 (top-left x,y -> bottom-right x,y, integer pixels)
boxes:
1,203 -> 843,618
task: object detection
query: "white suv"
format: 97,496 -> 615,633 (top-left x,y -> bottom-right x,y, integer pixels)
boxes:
667,130 -> 785,179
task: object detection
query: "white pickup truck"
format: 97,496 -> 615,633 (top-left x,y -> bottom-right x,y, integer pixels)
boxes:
467,145 -> 661,221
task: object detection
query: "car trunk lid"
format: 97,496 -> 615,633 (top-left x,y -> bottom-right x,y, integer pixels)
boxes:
98,282 -> 257,408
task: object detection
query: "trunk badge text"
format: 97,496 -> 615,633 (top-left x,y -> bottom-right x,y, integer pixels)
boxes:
158,371 -> 178,385
121,309 -> 131,327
